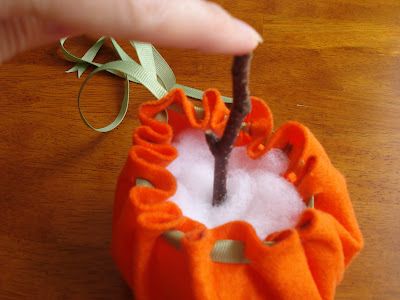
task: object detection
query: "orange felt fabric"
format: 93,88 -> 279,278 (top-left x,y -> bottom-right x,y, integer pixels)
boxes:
112,88 -> 363,300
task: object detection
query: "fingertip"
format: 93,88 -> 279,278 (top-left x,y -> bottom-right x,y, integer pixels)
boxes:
186,2 -> 263,54
232,18 -> 263,47
115,0 -> 263,55
195,18 -> 263,55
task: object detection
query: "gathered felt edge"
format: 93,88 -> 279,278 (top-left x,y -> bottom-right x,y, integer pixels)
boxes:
114,88 -> 363,263
137,178 -> 312,264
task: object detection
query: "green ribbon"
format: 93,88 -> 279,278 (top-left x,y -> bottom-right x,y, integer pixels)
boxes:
307,195 -> 315,208
163,229 -> 275,264
135,178 -> 275,264
60,37 -> 233,132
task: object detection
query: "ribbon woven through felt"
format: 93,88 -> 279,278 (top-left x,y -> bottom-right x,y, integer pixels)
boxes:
112,88 -> 363,300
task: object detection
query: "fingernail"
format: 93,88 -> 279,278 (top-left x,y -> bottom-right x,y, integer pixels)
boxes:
233,19 -> 263,45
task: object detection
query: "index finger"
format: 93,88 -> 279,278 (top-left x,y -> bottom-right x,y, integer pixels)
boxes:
33,0 -> 262,54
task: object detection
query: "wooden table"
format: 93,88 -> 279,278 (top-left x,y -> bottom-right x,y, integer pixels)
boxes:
1,1 -> 399,299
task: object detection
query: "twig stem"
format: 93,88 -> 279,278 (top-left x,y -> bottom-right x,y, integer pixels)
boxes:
206,54 -> 252,206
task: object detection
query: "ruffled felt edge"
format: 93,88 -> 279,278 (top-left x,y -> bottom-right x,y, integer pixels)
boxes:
112,88 -> 363,299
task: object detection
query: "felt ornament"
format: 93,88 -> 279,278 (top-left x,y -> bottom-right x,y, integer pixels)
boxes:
112,68 -> 363,299
60,38 -> 363,300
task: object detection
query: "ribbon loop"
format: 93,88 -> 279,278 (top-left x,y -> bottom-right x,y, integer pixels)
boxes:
60,37 -> 233,132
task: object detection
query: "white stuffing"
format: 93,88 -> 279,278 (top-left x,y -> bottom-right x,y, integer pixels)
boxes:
167,129 -> 306,239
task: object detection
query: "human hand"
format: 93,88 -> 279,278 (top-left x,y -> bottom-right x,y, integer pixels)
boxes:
1,0 -> 262,63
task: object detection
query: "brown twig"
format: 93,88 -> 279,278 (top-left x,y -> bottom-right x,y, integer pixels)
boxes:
206,54 -> 252,206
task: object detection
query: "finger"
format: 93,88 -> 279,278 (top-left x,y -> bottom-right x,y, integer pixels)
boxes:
0,16 -> 65,63
33,0 -> 262,54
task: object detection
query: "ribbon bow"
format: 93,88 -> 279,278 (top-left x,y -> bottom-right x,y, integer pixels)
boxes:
60,37 -> 232,132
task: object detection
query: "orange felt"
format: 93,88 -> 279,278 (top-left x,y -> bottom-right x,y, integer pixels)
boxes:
112,88 -> 363,300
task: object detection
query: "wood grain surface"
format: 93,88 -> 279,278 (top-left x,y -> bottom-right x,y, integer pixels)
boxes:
1,1 -> 399,299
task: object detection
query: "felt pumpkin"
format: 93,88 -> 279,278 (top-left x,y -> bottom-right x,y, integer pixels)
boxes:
112,88 -> 363,300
